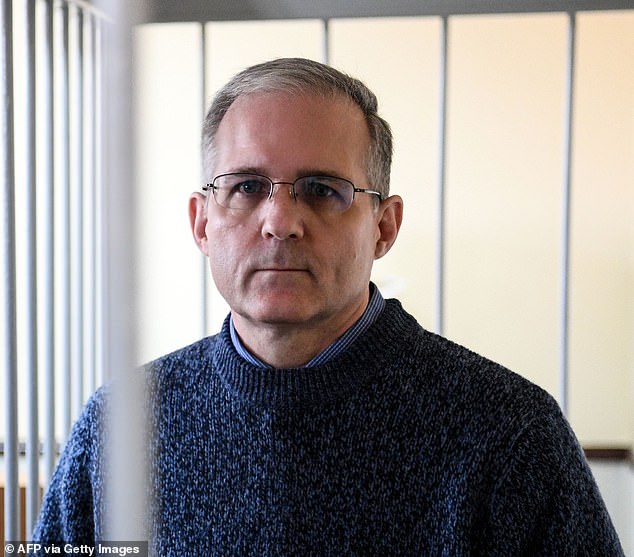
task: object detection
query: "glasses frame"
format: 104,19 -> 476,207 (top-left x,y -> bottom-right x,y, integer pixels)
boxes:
203,172 -> 384,213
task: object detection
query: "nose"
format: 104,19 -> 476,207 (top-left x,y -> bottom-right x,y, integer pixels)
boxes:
260,182 -> 305,240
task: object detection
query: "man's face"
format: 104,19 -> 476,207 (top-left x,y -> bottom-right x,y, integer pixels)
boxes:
191,91 -> 400,338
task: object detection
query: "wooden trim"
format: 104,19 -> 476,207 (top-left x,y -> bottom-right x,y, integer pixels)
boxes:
0,441 -> 61,456
584,447 -> 634,465
0,486 -> 29,547
1,442 -> 632,460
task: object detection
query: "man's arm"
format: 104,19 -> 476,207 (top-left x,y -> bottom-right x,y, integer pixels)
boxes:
484,402 -> 624,556
33,390 -> 106,545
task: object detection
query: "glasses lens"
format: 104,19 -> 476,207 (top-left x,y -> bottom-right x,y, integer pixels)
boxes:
295,176 -> 353,213
213,174 -> 271,210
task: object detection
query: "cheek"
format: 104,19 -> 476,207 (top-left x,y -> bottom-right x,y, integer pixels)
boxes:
205,219 -> 226,266
334,234 -> 376,280
206,219 -> 250,276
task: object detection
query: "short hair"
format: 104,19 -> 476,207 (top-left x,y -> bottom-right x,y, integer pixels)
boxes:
202,57 -> 393,197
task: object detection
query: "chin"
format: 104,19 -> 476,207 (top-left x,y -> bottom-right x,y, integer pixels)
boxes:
252,305 -> 315,325
235,293 -> 310,321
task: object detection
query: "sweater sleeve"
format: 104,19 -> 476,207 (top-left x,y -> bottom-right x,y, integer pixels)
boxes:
484,398 -> 624,556
32,389 -> 107,545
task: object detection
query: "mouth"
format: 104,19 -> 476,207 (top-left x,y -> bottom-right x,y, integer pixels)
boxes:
249,248 -> 312,277
257,267 -> 308,273
253,264 -> 312,279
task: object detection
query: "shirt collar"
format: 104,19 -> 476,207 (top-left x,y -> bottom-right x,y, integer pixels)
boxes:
229,283 -> 385,369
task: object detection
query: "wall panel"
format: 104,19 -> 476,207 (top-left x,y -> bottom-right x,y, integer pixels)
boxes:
569,11 -> 634,446
134,23 -> 205,363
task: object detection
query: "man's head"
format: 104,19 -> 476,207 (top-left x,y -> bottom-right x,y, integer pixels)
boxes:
190,58 -> 403,366
202,57 -> 393,198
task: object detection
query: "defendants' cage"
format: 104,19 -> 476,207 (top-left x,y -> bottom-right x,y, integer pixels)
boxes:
2,0 -> 633,551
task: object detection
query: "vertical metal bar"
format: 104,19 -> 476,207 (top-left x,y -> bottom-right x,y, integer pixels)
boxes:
98,17 -> 111,382
94,15 -> 105,386
70,4 -> 84,419
435,15 -> 449,336
100,0 -> 146,542
100,4 -> 138,381
1,0 -> 19,543
24,0 -> 40,535
559,11 -> 577,416
200,21 -> 208,337
42,0 -> 57,486
322,18 -> 330,65
84,11 -> 96,396
57,0 -> 72,438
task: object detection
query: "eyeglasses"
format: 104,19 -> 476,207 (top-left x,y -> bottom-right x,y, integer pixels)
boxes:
203,172 -> 383,214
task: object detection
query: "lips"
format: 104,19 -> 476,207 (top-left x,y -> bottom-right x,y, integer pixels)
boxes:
250,262 -> 312,284
248,248 -> 311,274
259,267 -> 306,272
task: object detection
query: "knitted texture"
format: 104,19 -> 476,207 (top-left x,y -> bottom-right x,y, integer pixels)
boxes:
33,299 -> 624,555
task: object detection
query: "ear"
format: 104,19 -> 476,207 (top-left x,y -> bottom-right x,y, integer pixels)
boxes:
189,192 -> 210,256
374,194 -> 403,260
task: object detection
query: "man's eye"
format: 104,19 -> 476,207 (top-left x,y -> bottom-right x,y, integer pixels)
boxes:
234,180 -> 265,195
304,180 -> 337,198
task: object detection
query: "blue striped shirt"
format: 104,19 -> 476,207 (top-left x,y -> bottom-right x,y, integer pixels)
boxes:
229,284 -> 385,368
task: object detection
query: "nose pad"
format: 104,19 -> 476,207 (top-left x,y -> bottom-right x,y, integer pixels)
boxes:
268,181 -> 297,202
261,182 -> 304,240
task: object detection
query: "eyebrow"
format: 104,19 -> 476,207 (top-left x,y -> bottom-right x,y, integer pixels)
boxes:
221,166 -> 352,181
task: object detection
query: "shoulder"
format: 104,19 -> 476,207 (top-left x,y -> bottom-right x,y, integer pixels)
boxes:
32,386 -> 110,543
384,299 -> 554,411
148,334 -> 219,367
423,328 -> 553,408
381,300 -> 565,451
144,334 -> 219,386
395,312 -> 591,501
61,385 -> 110,456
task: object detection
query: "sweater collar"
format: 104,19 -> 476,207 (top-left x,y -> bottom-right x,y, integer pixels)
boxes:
209,298 -> 418,409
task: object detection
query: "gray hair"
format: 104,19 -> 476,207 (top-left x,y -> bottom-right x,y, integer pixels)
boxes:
202,57 -> 393,197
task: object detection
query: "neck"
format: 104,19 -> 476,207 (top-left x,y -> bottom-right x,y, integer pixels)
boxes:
231,296 -> 370,369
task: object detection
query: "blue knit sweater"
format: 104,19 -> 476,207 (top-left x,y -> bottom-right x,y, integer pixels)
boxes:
34,299 -> 623,555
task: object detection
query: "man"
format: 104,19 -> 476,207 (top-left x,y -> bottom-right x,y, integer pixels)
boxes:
34,58 -> 623,555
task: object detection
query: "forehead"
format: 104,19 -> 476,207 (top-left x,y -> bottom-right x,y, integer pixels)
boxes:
212,92 -> 370,179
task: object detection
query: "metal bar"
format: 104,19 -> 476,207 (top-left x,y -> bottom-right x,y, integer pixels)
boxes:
42,0 -> 57,486
200,21 -> 208,338
57,1 -> 72,438
24,0 -> 41,535
435,15 -> 448,336
94,15 -> 105,386
559,11 -> 577,416
70,3 -> 85,419
322,18 -> 330,65
142,0 -> 634,23
98,19 -> 111,382
100,0 -> 146,541
84,11 -> 97,396
1,0 -> 19,543
65,0 -> 113,22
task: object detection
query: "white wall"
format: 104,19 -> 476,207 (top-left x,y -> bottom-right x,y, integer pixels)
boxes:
590,461 -> 634,554
134,12 -> 634,447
